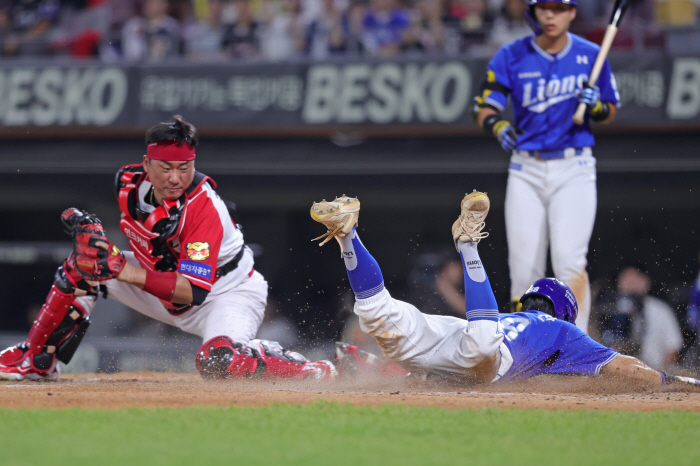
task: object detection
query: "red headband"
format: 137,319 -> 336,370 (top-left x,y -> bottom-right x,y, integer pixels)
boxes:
146,141 -> 196,161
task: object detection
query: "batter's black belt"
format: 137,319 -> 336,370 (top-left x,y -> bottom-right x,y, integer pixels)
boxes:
515,147 -> 590,160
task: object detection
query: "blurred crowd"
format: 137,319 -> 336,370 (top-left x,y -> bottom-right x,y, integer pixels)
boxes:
0,0 -> 688,62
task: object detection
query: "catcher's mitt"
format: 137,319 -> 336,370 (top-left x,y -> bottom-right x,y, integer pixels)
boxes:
62,208 -> 126,281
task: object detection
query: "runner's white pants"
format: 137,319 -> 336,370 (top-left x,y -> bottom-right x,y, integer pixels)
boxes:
354,288 -> 510,382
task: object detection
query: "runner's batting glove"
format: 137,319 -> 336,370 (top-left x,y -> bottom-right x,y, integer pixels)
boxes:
62,208 -> 126,281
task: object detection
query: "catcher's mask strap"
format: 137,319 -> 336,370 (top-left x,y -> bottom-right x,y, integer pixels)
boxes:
147,141 -> 195,161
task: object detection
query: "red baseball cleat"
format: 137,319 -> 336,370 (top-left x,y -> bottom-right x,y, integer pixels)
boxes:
0,343 -> 60,381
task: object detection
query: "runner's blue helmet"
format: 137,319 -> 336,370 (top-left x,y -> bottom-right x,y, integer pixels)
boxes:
526,0 -> 577,35
519,278 -> 578,323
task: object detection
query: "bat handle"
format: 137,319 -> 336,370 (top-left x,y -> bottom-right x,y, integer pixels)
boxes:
572,25 -> 618,125
573,102 -> 587,125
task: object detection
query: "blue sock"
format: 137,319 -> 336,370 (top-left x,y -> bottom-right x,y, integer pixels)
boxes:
337,227 -> 384,299
457,241 -> 498,322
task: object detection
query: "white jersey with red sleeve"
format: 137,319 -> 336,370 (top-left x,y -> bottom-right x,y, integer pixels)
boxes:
176,181 -> 253,294
133,175 -> 254,298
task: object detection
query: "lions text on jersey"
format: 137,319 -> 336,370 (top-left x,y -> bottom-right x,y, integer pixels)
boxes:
479,33 -> 620,151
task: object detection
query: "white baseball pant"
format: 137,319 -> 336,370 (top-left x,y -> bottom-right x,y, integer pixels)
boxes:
74,252 -> 268,344
505,150 -> 597,332
354,288 -> 511,382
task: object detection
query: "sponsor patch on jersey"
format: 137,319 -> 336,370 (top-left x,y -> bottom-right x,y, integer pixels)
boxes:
179,260 -> 212,280
186,242 -> 210,261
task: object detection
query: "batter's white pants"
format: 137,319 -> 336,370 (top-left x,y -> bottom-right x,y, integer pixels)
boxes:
505,151 -> 596,332
354,288 -> 510,382
74,252 -> 268,344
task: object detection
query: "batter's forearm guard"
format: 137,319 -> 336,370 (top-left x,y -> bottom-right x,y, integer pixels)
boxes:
590,101 -> 611,122
482,113 -> 503,136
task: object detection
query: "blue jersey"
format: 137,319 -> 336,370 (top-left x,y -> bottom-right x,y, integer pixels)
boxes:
478,33 -> 620,151
496,310 -> 618,381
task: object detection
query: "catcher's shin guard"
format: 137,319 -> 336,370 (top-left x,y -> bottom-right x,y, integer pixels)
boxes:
26,262 -> 94,355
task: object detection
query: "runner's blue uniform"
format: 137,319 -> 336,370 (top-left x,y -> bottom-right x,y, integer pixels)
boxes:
496,311 -> 618,381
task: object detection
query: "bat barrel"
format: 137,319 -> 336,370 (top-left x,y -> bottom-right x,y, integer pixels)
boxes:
609,0 -> 632,27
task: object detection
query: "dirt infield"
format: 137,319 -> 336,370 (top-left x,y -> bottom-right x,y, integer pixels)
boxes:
1,372 -> 700,411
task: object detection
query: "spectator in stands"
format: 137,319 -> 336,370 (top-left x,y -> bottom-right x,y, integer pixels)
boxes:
184,0 -> 228,61
99,0 -> 139,61
597,265 -> 684,371
48,0 -> 110,58
487,0 -> 529,51
405,250 -> 466,318
0,0 -> 11,55
361,0 -> 410,57
221,0 -> 261,59
337,0 -> 366,55
1,0 -> 61,56
306,0 -> 347,58
442,0 -> 494,55
403,0 -> 444,54
122,0 -> 181,62
258,0 -> 310,60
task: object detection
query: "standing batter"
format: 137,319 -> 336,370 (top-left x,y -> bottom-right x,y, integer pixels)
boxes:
310,191 -> 699,388
472,0 -> 620,332
0,115 -> 335,381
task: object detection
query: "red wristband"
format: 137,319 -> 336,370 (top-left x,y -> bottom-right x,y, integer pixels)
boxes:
143,270 -> 177,301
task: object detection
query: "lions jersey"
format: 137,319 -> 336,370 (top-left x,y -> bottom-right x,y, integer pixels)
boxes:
478,33 -> 620,151
496,310 -> 618,381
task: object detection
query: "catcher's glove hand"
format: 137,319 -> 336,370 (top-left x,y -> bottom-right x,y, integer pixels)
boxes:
62,208 -> 126,281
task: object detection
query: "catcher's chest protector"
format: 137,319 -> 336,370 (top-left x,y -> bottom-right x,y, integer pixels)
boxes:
115,164 -> 213,273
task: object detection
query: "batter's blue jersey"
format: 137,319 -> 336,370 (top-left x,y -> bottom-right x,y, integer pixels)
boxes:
479,33 -> 620,151
496,310 -> 618,381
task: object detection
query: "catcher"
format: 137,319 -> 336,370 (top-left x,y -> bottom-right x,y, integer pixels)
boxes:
0,115 -> 336,381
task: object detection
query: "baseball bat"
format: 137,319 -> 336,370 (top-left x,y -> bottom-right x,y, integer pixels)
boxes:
572,0 -> 631,124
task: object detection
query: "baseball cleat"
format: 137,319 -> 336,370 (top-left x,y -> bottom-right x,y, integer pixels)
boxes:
452,190 -> 490,244
0,343 -> 60,381
310,195 -> 360,247
300,360 -> 338,380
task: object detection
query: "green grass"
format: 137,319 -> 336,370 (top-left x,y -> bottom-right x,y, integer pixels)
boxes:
1,402 -> 699,466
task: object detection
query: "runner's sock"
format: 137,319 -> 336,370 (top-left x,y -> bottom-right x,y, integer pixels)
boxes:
457,241 -> 498,321
337,227 -> 384,299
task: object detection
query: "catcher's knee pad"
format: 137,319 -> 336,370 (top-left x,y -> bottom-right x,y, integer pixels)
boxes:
195,336 -> 260,380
